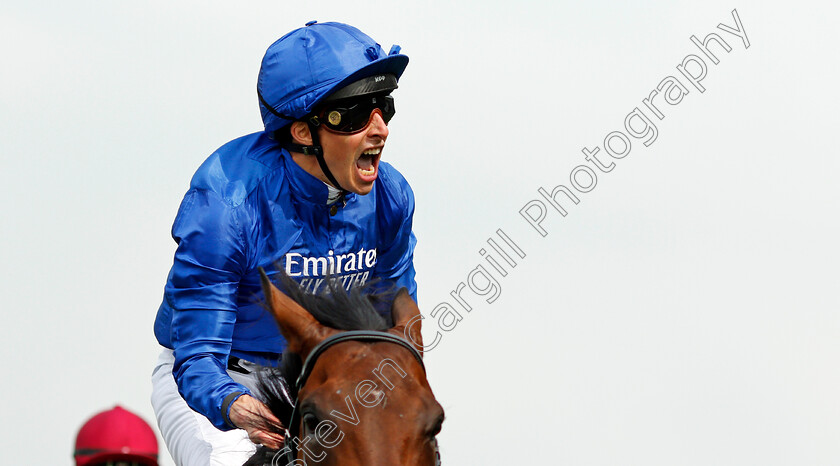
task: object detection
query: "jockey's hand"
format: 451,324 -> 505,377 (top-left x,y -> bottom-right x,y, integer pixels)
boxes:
230,394 -> 286,449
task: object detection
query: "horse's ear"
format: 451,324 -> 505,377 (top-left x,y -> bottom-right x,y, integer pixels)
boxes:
259,268 -> 331,356
390,288 -> 423,352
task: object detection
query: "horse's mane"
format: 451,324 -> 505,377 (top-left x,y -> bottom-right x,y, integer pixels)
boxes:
255,273 -> 394,430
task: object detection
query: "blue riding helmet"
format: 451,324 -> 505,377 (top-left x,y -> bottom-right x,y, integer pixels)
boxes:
258,21 -> 409,135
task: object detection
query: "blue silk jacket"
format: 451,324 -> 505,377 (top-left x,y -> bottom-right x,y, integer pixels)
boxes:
153,131 -> 417,430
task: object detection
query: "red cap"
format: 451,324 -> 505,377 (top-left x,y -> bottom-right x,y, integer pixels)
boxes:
74,405 -> 159,466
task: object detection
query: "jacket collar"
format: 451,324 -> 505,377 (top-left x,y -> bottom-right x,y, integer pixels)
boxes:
281,151 -> 355,206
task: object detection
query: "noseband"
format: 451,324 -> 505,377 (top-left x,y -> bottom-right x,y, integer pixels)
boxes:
276,330 -> 426,464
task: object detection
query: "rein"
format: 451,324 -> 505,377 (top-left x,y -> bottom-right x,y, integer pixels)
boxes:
277,330 -> 425,463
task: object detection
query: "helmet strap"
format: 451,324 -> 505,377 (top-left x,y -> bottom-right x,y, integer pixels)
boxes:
308,121 -> 347,206
277,122 -> 347,207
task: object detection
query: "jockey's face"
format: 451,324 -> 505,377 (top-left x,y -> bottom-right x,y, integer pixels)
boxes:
290,109 -> 389,196
317,109 -> 388,195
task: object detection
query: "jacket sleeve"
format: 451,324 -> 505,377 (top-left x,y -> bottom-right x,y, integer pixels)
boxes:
374,171 -> 418,303
165,189 -> 252,430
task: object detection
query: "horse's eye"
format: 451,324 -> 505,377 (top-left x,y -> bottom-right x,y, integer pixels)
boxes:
302,412 -> 320,432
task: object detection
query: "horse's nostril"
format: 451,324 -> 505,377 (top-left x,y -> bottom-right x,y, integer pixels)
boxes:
428,414 -> 444,437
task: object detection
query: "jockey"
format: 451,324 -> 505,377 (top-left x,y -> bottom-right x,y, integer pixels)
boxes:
150,21 -> 417,465
74,406 -> 159,466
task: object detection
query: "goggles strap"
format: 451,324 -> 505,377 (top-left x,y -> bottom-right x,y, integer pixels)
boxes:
258,90 -> 296,121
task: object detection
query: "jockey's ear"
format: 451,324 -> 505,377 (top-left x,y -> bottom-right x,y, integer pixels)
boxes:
390,288 -> 423,353
259,268 -> 333,357
289,121 -> 313,145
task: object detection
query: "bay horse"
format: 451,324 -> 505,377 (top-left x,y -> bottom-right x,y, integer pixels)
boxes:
244,270 -> 443,465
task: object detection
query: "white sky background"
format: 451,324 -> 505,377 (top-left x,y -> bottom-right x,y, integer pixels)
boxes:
1,1 -> 838,464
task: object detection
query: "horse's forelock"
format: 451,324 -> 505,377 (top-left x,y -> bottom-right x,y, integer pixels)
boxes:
254,272 -> 398,437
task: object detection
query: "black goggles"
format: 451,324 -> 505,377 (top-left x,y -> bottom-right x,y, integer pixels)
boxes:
311,94 -> 396,134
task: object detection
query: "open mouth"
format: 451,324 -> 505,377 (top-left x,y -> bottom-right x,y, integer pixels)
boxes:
357,147 -> 381,181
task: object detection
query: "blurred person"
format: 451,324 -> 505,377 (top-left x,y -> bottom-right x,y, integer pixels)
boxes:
74,405 -> 159,466
151,21 -> 417,465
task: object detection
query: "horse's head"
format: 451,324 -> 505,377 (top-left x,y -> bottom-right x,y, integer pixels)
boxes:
253,270 -> 443,465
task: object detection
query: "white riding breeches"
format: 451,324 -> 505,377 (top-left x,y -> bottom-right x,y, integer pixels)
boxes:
151,348 -> 260,466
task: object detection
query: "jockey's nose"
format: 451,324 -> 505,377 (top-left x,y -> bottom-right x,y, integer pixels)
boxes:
366,110 -> 389,140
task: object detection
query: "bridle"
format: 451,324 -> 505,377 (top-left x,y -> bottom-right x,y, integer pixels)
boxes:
275,330 -> 427,465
